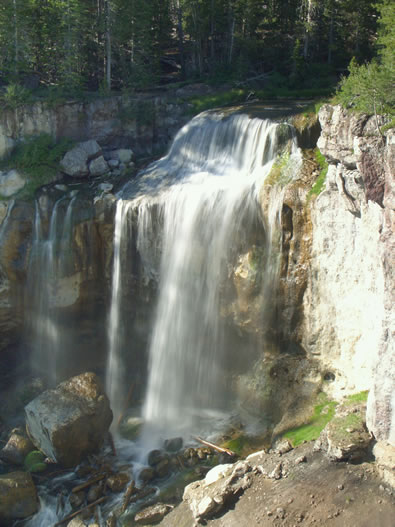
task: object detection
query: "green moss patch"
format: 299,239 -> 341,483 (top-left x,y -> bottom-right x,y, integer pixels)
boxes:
265,151 -> 291,187
24,450 -> 47,472
345,391 -> 369,404
283,393 -> 337,446
307,148 -> 328,199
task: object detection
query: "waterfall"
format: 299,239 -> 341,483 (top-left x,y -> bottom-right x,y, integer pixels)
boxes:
27,197 -> 77,386
106,110 -> 301,447
106,199 -> 133,428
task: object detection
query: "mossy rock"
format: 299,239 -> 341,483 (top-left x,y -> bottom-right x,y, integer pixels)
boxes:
24,450 -> 46,472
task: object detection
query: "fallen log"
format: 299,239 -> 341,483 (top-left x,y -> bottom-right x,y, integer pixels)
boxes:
71,473 -> 106,494
192,436 -> 236,456
121,479 -> 137,513
53,496 -> 106,526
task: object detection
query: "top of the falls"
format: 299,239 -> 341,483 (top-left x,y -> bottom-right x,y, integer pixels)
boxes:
121,110 -> 296,200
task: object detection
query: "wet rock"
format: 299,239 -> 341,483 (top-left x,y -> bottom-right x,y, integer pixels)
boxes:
89,156 -> 109,176
87,483 -> 103,502
155,458 -> 171,478
134,502 -> 172,525
164,437 -> 183,452
25,372 -> 113,467
106,472 -> 129,492
0,471 -> 38,523
0,429 -> 34,465
0,169 -> 26,197
148,449 -> 165,467
139,467 -> 155,484
69,491 -> 85,509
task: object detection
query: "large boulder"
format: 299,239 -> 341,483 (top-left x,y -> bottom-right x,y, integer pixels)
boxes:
60,140 -> 102,177
0,471 -> 38,524
183,461 -> 252,522
25,372 -> 113,467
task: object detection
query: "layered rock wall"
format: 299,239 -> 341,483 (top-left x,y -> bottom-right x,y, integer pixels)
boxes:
0,93 -> 189,159
304,105 -> 394,445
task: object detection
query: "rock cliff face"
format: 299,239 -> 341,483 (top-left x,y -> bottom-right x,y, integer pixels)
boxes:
0,93 -> 189,159
305,105 -> 394,445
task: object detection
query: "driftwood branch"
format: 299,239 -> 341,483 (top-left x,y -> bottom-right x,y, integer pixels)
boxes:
121,480 -> 136,513
192,436 -> 236,456
53,496 -> 106,526
71,473 -> 106,494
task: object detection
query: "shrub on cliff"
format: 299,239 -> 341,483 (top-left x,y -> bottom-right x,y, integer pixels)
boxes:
336,1 -> 394,123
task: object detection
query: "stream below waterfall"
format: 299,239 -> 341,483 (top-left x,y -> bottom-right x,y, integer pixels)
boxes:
10,108 -> 304,526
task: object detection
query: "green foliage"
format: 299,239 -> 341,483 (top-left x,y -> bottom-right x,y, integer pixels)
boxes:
0,134 -> 73,198
307,148 -> 328,199
187,89 -> 247,114
336,0 -> 395,118
1,83 -> 32,109
24,450 -> 46,472
283,393 -> 337,446
345,390 -> 369,404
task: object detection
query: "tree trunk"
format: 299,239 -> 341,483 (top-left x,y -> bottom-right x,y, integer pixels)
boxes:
175,0 -> 186,79
105,0 -> 111,91
328,3 -> 334,64
13,0 -> 19,74
228,5 -> 235,65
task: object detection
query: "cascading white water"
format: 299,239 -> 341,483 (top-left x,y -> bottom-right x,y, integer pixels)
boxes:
106,199 -> 133,428
110,110 -> 301,447
27,197 -> 77,385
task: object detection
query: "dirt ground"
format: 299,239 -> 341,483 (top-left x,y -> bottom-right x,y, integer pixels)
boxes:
158,442 -> 394,527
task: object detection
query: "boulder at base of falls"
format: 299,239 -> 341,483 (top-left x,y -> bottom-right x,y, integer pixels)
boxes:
183,461 -> 253,522
24,372 -> 113,467
0,471 -> 38,524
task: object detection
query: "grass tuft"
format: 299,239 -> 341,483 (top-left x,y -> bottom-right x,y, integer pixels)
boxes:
283,393 -> 337,446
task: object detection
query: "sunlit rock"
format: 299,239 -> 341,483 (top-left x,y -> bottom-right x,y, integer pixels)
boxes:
25,372 -> 113,467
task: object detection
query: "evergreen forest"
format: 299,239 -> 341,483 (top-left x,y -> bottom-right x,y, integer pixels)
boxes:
0,0 -> 393,116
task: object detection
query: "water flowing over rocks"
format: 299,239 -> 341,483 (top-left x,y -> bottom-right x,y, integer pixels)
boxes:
25,372 -> 113,467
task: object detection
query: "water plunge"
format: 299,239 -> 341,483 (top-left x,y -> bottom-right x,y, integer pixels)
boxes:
106,110 -> 301,449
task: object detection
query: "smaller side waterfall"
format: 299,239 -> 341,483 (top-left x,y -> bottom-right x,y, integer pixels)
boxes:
106,199 -> 133,429
27,197 -> 78,386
